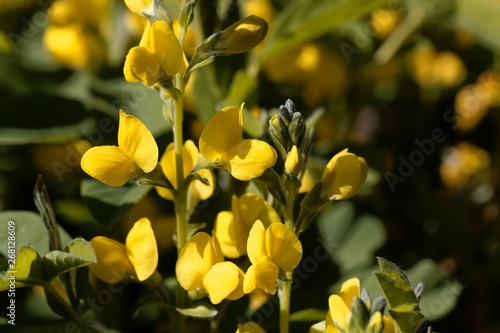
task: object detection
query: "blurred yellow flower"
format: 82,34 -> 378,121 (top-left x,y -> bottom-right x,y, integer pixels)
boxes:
156,140 -> 215,201
371,9 -> 400,40
214,193 -> 281,258
199,105 -> 277,181
321,149 -> 368,201
176,232 -> 245,304
243,221 -> 302,295
124,0 -> 153,17
81,110 -> 158,187
43,25 -> 105,71
215,15 -> 268,55
124,20 -> 183,85
440,142 -> 490,188
90,218 -> 158,283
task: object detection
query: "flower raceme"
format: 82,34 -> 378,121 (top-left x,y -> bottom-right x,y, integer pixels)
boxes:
80,110 -> 158,186
244,221 -> 302,295
214,193 -> 281,258
321,149 -> 368,201
309,278 -> 394,333
124,20 -> 183,86
156,140 -> 215,201
89,218 -> 158,283
199,105 -> 277,181
175,232 -> 245,304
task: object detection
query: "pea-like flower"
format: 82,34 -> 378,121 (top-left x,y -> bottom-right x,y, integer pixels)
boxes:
89,218 -> 158,283
176,232 -> 245,304
243,221 -> 302,295
81,110 -> 158,187
321,149 -> 368,200
214,193 -> 281,258
199,105 -> 277,181
124,20 -> 183,85
320,278 -> 394,333
215,15 -> 268,55
236,321 -> 267,333
156,140 -> 215,201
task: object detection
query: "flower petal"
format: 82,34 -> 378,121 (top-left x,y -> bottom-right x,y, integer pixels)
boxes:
244,257 -> 278,295
321,149 -> 368,200
125,218 -> 158,281
325,310 -> 341,333
175,232 -> 216,292
237,321 -> 267,333
123,46 -> 160,86
89,236 -> 135,284
185,140 -> 215,200
247,220 -> 267,265
199,106 -> 242,164
124,0 -> 153,17
203,262 -> 244,304
144,21 -> 183,76
339,278 -> 360,309
227,139 -> 277,181
328,295 -> 350,332
81,146 -> 137,186
237,193 -> 281,229
214,211 -> 243,258
266,223 -> 302,272
118,110 -> 158,173
156,142 -> 176,200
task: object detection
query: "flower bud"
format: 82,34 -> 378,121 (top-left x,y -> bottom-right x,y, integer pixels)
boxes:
321,149 -> 368,200
285,145 -> 304,177
288,111 -> 305,147
215,15 -> 268,54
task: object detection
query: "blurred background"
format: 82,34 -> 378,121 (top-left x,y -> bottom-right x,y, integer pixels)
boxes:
0,0 -> 499,332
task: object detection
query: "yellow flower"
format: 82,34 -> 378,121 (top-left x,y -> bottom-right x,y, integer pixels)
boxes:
285,145 -> 304,177
124,20 -> 183,85
215,15 -> 268,54
156,140 -> 215,201
176,232 -> 245,304
89,218 -> 158,283
321,149 -> 368,200
199,105 -> 277,181
43,24 -> 105,71
236,321 -> 267,333
323,278 -> 394,333
214,193 -> 281,258
243,221 -> 302,295
124,0 -> 153,17
81,110 -> 158,187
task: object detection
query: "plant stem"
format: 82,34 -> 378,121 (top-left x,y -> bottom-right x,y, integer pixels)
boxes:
279,272 -> 293,333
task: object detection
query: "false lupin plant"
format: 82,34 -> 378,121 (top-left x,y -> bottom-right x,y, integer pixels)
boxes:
0,1 -> 434,333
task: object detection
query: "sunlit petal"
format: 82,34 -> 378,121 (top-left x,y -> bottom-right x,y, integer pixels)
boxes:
89,236 -> 135,284
148,21 -> 183,76
175,232 -> 215,291
266,223 -> 302,272
238,193 -> 281,229
214,211 -> 243,258
249,257 -> 278,295
156,142 -> 176,200
247,220 -> 267,264
328,295 -> 350,331
126,218 -> 158,281
203,261 -> 244,304
339,278 -> 360,309
118,110 -> 158,173
199,106 -> 242,163
227,139 -> 277,181
81,146 -> 137,186
123,46 -> 159,86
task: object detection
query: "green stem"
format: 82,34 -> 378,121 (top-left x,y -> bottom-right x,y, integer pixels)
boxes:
279,272 -> 293,333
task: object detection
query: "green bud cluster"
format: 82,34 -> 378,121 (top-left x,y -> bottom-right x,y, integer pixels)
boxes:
346,290 -> 388,333
269,99 -> 306,161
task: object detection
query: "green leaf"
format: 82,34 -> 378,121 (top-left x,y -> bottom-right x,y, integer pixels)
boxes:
42,238 -> 96,282
0,211 -> 72,257
375,258 -> 424,333
259,0 -> 387,63
0,245 -> 44,291
0,94 -> 93,145
289,308 -> 327,322
81,179 -> 151,226
454,0 -> 500,54
177,303 -> 218,318
133,296 -> 175,319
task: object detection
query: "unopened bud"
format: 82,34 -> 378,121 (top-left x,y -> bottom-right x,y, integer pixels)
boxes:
285,145 -> 304,177
215,15 -> 268,54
